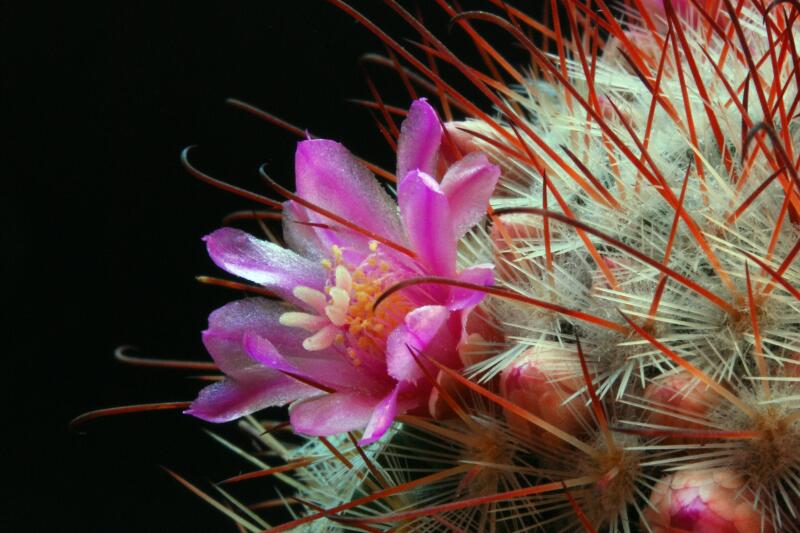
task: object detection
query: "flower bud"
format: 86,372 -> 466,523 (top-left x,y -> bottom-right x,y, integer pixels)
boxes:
643,371 -> 719,443
491,214 -> 547,281
644,468 -> 772,533
499,345 -> 589,447
782,351 -> 800,378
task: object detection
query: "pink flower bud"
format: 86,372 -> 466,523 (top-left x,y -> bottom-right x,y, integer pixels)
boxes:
427,368 -> 461,420
782,351 -> 800,378
442,121 -> 483,161
644,468 -> 772,533
491,214 -> 549,281
644,371 -> 719,443
499,346 -> 589,447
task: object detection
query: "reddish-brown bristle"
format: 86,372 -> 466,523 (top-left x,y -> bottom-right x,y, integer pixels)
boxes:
493,208 -> 738,314
361,64 -> 400,139
266,464 -> 472,532
575,336 -> 614,448
646,162 -> 693,326
542,171 -> 553,274
373,275 -> 628,333
220,458 -> 316,485
642,27 -> 674,153
334,476 -> 594,525
727,167 -> 785,223
562,482 -> 598,533
541,172 -> 621,290
745,262 -> 771,399
317,436 -> 353,470
405,344 -> 481,430
227,97 -> 396,183
258,165 -> 417,258
604,97 -> 741,299
428,357 -> 597,454
346,432 -> 391,490
114,345 -> 218,371
611,426 -> 763,439
69,401 -> 191,431
619,311 -> 757,417
181,146 -> 284,210
221,210 -> 282,226
196,276 -> 278,298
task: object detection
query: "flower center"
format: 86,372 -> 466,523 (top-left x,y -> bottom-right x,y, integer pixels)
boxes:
279,242 -> 414,366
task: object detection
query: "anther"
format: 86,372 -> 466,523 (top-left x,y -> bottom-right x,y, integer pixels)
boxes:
302,325 -> 338,351
279,312 -> 329,332
292,286 -> 327,313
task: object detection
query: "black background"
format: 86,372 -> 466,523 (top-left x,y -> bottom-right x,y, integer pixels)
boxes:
7,1 -> 537,531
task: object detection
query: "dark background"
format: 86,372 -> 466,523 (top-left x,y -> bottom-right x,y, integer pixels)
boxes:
6,1 -> 537,531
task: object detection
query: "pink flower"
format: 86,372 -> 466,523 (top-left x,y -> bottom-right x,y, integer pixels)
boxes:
186,98 -> 500,444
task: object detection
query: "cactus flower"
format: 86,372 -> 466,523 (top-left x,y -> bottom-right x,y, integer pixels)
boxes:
187,98 -> 500,444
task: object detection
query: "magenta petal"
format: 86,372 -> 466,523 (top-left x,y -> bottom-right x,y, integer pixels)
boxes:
203,297 -> 319,364
449,264 -> 494,310
289,392 -> 378,436
202,298 -> 307,378
243,332 -> 373,393
295,139 -> 404,246
397,98 -> 442,180
398,170 -> 456,276
205,227 -> 325,306
281,201 -> 326,261
186,370 -> 318,423
243,331 -> 302,374
386,305 -> 451,383
188,298 -> 321,422
360,385 -> 400,445
440,152 -> 500,239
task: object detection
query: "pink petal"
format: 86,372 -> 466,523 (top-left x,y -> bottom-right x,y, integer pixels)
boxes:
186,370 -> 318,423
205,228 -> 325,307
397,98 -> 442,180
289,392 -> 379,436
449,264 -> 494,310
440,152 -> 500,239
295,139 -> 404,247
243,332 -> 376,394
360,385 -> 401,445
187,298 -> 321,422
202,298 -> 307,378
281,201 -> 326,261
386,305 -> 454,383
398,170 -> 456,276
